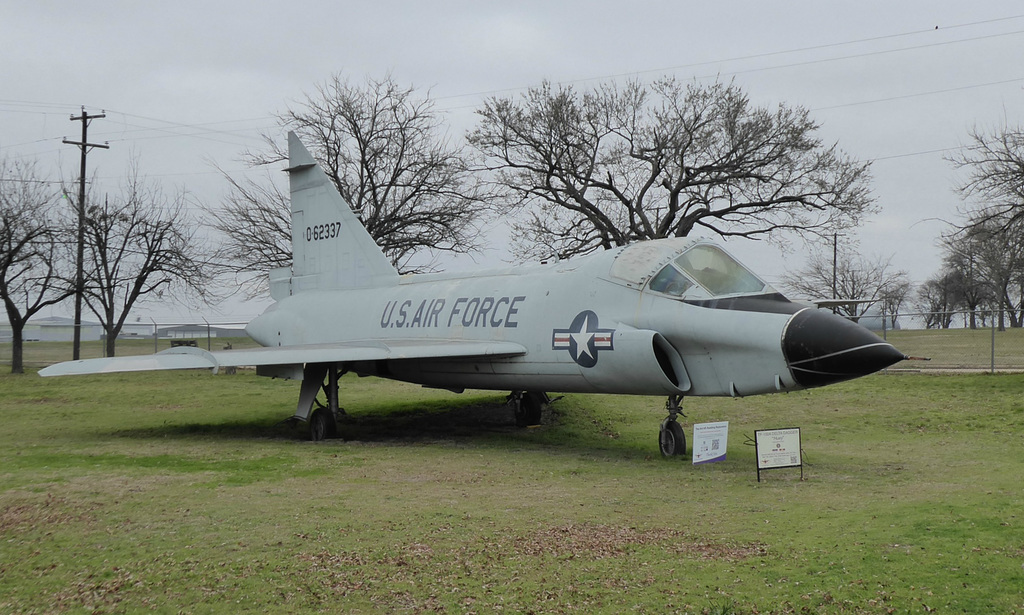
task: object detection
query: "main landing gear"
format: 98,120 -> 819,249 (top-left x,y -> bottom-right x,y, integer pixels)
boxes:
658,394 -> 687,457
510,391 -> 548,427
293,363 -> 346,441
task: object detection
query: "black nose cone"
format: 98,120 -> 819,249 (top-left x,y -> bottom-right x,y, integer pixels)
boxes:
783,309 -> 907,388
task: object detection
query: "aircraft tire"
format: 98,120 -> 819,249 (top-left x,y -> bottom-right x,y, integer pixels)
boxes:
309,408 -> 331,442
659,420 -> 686,457
515,392 -> 545,427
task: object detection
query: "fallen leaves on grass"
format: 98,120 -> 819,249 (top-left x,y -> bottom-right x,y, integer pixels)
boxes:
295,521 -> 766,610
50,567 -> 138,613
515,523 -> 765,561
0,492 -> 96,533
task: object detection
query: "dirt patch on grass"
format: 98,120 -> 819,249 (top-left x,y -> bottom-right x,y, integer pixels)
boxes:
298,522 -> 764,586
515,523 -> 766,561
50,567 -> 137,613
0,493 -> 96,533
295,522 -> 766,610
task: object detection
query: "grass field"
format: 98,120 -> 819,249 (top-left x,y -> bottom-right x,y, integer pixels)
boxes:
1,369 -> 1022,614
884,327 -> 1024,370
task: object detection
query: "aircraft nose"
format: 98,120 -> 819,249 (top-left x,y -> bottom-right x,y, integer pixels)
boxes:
782,309 -> 907,388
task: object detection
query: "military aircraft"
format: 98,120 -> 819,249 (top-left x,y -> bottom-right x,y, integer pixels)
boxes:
41,133 -> 908,455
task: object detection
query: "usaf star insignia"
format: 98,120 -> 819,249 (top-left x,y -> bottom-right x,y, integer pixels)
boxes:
552,310 -> 615,368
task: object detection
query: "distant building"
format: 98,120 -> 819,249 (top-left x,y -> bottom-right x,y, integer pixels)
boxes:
0,316 -> 104,342
157,324 -> 250,340
0,318 -> 249,343
858,307 -> 901,332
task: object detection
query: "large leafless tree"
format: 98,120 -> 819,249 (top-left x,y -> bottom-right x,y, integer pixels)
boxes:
468,78 -> 875,261
213,74 -> 487,294
82,167 -> 209,357
0,158 -> 73,373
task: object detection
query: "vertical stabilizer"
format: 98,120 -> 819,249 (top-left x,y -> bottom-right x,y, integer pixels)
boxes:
282,132 -> 398,296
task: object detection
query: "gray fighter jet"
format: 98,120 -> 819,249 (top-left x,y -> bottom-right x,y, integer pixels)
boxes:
41,133 -> 907,455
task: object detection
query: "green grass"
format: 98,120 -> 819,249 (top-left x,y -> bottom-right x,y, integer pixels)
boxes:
1,370 -> 1023,613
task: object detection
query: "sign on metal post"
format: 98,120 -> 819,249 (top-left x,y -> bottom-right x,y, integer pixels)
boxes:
692,421 -> 729,465
755,427 -> 802,482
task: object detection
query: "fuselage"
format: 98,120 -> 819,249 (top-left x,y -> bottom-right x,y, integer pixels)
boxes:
247,239 -> 897,398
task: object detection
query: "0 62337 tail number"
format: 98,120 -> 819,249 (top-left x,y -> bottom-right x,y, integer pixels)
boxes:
306,221 -> 342,242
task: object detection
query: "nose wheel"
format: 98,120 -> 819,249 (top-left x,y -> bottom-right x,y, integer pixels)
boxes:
658,394 -> 687,457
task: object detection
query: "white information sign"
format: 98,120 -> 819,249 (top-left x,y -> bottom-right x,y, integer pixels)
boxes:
755,428 -> 802,477
692,421 -> 729,465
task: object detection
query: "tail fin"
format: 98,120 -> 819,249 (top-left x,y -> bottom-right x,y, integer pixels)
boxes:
270,132 -> 398,298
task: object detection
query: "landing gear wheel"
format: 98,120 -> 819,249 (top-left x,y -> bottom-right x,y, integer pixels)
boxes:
512,391 -> 547,427
659,419 -> 686,457
309,408 -> 335,442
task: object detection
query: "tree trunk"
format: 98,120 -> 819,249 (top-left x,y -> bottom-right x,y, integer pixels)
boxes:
105,327 -> 117,358
1010,308 -> 1023,328
9,321 -> 24,374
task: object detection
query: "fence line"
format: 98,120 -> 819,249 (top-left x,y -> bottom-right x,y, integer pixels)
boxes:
0,320 -> 256,369
874,309 -> 1024,372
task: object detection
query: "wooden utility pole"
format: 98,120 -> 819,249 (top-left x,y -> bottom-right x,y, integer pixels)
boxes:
63,108 -> 108,360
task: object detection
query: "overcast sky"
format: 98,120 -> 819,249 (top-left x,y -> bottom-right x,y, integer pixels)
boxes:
3,1 -> 1023,322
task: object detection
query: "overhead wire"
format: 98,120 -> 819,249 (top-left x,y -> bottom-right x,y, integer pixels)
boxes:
1,13 -> 1022,175
432,14 -> 1024,104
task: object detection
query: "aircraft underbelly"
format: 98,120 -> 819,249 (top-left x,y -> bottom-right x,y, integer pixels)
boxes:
387,343 -> 689,396
387,368 -> 601,395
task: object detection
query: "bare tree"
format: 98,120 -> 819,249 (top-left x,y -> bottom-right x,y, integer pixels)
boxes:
939,232 -> 995,329
879,277 -> 913,328
948,124 -> 1024,233
208,169 -> 291,297
943,125 -> 1024,329
915,272 -> 960,329
81,167 -> 209,357
944,215 -> 1024,329
0,158 -> 74,373
216,73 -> 487,290
468,78 -> 875,261
781,245 -> 909,321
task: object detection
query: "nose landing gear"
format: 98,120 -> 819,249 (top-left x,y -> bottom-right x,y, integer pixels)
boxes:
658,394 -> 687,457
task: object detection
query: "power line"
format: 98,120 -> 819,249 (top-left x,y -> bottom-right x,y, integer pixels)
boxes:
2,13 -> 1022,184
434,15 -> 1024,103
812,77 -> 1024,111
95,111 -> 271,147
870,147 -> 959,162
0,177 -> 67,184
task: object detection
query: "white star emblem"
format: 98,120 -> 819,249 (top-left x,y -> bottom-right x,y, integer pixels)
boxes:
571,315 -> 596,359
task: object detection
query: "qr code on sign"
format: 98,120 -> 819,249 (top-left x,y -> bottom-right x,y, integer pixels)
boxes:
790,455 -> 798,464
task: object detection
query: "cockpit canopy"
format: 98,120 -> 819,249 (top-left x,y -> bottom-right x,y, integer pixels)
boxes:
608,238 -> 773,299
